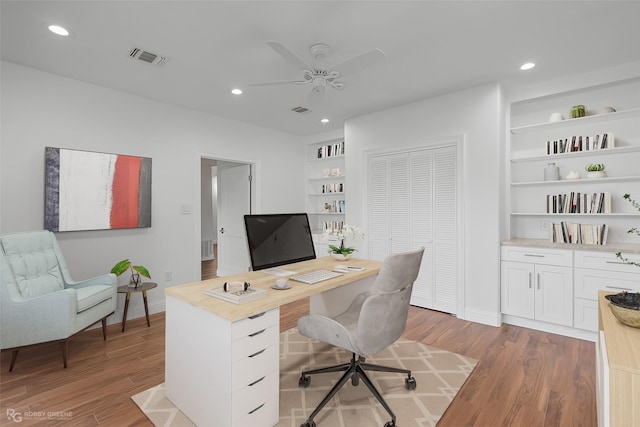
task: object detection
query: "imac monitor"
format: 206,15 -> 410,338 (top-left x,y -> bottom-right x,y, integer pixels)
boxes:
244,213 -> 316,271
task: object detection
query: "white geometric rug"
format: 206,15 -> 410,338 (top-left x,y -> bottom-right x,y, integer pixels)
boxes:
132,328 -> 477,427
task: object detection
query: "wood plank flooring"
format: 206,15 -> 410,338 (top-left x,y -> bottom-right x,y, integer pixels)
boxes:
0,298 -> 596,426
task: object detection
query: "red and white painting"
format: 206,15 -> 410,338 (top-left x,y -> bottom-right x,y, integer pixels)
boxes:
45,147 -> 152,232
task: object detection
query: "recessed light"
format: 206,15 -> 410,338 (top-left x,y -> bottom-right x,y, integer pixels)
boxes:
320,118 -> 330,124
520,62 -> 536,71
48,25 -> 70,36
230,88 -> 243,95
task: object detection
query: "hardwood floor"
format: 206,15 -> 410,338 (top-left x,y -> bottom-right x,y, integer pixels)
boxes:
0,299 -> 596,426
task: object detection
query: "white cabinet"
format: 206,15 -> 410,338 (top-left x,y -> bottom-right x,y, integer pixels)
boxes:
501,246 -> 573,327
507,77 -> 640,244
165,297 -> 279,427
574,250 -> 640,331
306,138 -> 345,253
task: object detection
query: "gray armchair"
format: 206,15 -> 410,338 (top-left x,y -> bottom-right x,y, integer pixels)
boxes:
1,230 -> 117,371
297,247 -> 425,427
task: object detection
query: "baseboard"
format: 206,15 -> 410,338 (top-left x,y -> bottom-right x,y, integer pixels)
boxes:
104,300 -> 166,327
462,308 -> 502,327
501,314 -> 597,342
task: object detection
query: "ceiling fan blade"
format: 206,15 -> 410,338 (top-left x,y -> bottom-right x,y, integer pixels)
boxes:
332,48 -> 386,77
266,41 -> 314,71
248,80 -> 307,87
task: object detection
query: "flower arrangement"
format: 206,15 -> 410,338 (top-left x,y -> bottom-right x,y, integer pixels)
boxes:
325,224 -> 365,258
616,194 -> 640,268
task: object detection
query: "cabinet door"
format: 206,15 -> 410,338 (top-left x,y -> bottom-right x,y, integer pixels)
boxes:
534,264 -> 573,326
501,261 -> 535,319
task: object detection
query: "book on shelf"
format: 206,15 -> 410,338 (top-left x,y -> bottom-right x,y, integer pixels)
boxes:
546,192 -> 611,214
546,132 -> 614,155
317,141 -> 345,158
204,285 -> 267,304
550,221 -> 608,245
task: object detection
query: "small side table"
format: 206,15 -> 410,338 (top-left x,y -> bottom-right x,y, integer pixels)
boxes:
117,282 -> 157,332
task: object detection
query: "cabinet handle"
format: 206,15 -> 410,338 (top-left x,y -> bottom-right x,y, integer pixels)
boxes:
528,272 -> 533,289
524,254 -> 545,258
249,329 -> 266,337
249,312 -> 266,319
537,273 -> 541,290
248,349 -> 265,358
605,285 -> 633,291
248,376 -> 265,387
248,403 -> 265,414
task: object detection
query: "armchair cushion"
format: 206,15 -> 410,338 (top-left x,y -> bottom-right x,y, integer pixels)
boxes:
76,285 -> 114,313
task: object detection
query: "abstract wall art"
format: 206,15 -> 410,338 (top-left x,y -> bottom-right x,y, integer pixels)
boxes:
45,147 -> 152,232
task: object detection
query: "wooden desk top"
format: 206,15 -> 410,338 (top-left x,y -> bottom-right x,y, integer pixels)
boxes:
598,291 -> 640,375
165,257 -> 382,322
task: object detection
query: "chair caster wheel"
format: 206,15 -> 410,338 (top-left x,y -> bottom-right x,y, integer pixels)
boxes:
384,421 -> 396,427
300,421 -> 316,427
299,375 -> 311,388
405,376 -> 417,390
351,374 -> 360,386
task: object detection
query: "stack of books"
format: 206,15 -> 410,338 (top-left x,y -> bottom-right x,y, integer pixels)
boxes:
546,133 -> 614,154
551,222 -> 609,245
204,286 -> 266,304
546,192 -> 611,214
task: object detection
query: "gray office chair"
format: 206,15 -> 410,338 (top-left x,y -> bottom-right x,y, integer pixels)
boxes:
297,247 -> 425,427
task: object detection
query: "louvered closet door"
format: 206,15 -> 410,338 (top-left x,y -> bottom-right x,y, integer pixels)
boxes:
368,145 -> 457,314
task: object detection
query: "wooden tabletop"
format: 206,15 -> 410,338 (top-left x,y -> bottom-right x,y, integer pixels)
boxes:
165,256 -> 382,322
117,282 -> 158,293
599,290 -> 640,375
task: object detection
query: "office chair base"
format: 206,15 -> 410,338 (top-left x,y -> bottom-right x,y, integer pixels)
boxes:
299,353 -> 415,427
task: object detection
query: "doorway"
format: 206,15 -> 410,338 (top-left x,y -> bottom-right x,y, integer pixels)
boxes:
200,157 -> 253,280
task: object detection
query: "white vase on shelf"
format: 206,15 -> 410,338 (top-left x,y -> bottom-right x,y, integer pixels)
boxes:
331,253 -> 352,261
586,171 -> 607,179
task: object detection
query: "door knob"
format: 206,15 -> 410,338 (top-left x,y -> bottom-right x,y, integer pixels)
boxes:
219,227 -> 225,234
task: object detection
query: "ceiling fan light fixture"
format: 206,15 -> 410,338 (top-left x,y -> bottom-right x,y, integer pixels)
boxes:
230,88 -> 243,95
520,62 -> 536,71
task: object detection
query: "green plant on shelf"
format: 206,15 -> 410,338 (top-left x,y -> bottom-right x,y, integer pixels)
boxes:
616,194 -> 640,268
111,259 -> 151,286
585,163 -> 605,172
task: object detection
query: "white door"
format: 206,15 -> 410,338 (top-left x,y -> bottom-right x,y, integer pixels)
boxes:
217,163 -> 251,276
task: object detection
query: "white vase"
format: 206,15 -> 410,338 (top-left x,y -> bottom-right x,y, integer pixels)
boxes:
331,253 -> 352,261
586,171 -> 606,179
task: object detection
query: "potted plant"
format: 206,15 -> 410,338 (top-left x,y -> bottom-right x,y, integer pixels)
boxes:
585,163 -> 606,179
111,259 -> 151,288
326,224 -> 365,260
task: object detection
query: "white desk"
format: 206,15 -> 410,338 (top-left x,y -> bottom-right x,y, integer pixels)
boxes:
164,257 -> 382,427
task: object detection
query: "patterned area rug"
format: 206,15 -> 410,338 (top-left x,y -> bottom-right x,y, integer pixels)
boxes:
132,328 -> 477,427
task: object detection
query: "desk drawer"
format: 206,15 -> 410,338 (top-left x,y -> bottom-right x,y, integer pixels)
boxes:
232,308 -> 279,341
232,323 -> 279,362
232,370 -> 278,420
574,250 -> 640,273
501,246 -> 572,267
233,397 -> 278,427
232,343 -> 278,392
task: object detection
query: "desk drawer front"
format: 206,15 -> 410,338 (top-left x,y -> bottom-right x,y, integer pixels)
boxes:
232,324 -> 279,362
575,250 -> 640,273
575,269 -> 640,300
233,397 -> 278,427
232,308 -> 279,341
232,343 -> 278,392
232,370 -> 278,420
501,246 -> 572,267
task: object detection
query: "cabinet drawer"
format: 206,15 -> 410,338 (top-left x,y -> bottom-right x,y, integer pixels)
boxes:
232,343 -> 278,392
233,397 -> 278,427
232,370 -> 278,420
574,250 -> 640,274
231,308 -> 279,341
574,268 -> 640,300
232,323 -> 279,362
501,246 -> 572,267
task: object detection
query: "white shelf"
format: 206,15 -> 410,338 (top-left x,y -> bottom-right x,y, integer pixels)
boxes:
511,146 -> 640,163
510,108 -> 640,135
312,154 -> 345,161
308,212 -> 346,216
308,192 -> 345,196
511,213 -> 640,217
511,176 -> 640,186
307,175 -> 345,181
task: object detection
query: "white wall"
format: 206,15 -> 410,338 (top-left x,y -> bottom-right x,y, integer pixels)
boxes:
345,83 -> 503,326
0,61 -> 305,323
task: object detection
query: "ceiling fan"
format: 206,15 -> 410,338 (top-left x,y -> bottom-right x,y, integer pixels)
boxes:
249,41 -> 386,107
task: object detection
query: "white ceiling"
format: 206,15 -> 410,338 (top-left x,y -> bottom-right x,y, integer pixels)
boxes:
2,1 -> 640,136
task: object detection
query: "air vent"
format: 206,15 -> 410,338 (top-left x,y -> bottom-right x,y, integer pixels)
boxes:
291,106 -> 311,114
128,47 -> 170,67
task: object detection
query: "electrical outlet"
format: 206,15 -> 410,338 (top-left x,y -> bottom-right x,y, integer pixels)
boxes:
164,271 -> 173,281
540,220 -> 549,231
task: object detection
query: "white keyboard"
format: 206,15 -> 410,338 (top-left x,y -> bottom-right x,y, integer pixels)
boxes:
291,270 -> 343,285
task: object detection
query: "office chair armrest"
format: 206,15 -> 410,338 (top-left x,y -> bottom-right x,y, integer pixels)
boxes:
298,315 -> 358,354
